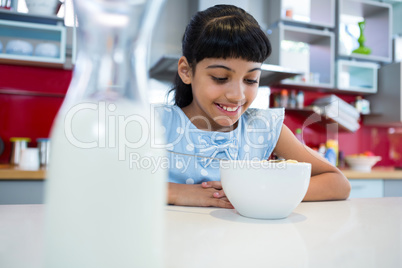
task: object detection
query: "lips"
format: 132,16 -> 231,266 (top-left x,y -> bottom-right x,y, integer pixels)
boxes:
215,102 -> 244,114
217,103 -> 239,112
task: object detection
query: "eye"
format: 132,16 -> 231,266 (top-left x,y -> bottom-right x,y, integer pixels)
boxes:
245,79 -> 258,85
211,76 -> 228,84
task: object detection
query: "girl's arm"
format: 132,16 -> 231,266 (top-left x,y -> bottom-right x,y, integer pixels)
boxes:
273,125 -> 351,201
167,182 -> 234,208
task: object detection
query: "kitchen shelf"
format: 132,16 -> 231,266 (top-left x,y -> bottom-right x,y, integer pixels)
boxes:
0,9 -> 64,25
267,23 -> 335,88
266,0 -> 336,28
260,64 -> 303,86
338,0 -> 392,63
0,164 -> 46,180
336,59 -> 379,93
284,106 -> 359,132
0,19 -> 66,68
149,55 -> 302,86
270,82 -> 374,95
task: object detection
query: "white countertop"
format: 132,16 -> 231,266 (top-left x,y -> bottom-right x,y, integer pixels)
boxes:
1,198 -> 401,268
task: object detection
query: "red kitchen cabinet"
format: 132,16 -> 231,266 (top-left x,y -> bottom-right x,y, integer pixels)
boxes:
0,64 -> 72,163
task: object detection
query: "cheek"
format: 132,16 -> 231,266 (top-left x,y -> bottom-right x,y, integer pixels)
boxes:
246,87 -> 259,102
193,82 -> 222,101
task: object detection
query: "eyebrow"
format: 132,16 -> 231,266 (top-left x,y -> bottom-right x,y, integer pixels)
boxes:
206,65 -> 262,73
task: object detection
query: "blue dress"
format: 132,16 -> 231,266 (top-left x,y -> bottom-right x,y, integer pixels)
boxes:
154,104 -> 284,184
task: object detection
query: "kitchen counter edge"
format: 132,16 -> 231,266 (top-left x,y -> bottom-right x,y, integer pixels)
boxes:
0,165 -> 401,180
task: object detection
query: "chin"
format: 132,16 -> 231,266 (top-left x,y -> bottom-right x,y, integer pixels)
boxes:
215,118 -> 239,128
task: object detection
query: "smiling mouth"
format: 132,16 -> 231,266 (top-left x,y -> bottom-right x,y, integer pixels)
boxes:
216,103 -> 241,112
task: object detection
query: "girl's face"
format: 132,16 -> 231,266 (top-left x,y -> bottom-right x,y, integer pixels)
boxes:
179,57 -> 262,131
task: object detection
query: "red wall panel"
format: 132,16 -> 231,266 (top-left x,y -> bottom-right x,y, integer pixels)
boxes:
0,64 -> 72,163
0,64 -> 72,94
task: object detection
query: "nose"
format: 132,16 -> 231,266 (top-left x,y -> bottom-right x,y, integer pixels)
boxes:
225,81 -> 245,102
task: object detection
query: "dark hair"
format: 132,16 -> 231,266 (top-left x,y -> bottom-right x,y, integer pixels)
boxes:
170,4 -> 272,108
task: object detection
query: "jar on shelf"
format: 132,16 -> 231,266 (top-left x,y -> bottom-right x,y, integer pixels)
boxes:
9,137 -> 31,166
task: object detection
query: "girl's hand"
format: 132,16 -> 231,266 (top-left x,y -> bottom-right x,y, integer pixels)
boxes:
201,181 -> 226,199
168,182 -> 233,209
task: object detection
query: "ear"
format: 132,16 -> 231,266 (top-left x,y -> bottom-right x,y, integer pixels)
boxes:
177,56 -> 192,85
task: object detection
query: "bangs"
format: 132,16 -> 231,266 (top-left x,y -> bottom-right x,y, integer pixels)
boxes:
193,15 -> 271,63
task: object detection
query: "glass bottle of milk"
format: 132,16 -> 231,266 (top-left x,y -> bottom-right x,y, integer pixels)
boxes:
44,1 -> 167,267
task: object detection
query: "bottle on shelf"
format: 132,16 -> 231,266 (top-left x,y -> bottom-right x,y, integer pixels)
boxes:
272,92 -> 281,108
338,151 -> 345,168
354,96 -> 371,114
289,90 -> 297,108
318,143 -> 326,157
280,89 -> 288,108
326,139 -> 339,166
284,7 -> 293,19
296,90 -> 304,109
325,148 -> 337,166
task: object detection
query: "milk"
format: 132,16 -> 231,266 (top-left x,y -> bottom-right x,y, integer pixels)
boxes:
44,99 -> 166,268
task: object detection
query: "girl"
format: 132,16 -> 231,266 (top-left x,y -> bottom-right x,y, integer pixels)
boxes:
157,4 -> 351,208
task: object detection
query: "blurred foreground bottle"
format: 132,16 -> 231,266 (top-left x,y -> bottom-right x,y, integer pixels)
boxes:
44,0 -> 166,267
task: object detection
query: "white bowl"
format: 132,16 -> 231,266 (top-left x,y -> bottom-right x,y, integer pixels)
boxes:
344,156 -> 381,172
6,40 -> 34,56
35,43 -> 59,58
220,160 -> 311,220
